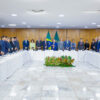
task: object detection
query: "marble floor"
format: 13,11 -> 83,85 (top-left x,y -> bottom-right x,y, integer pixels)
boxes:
0,61 -> 100,100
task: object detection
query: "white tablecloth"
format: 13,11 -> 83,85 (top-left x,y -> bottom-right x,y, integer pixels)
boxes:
0,50 -> 100,81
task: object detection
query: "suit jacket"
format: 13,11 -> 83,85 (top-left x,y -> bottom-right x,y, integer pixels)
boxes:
52,42 -> 58,51
10,41 -> 16,51
71,43 -> 76,50
36,40 -> 42,50
64,40 -> 71,50
97,41 -> 100,52
94,41 -> 98,52
23,40 -> 29,50
0,40 -> 6,54
91,42 -> 95,51
42,41 -> 48,50
14,40 -> 20,50
78,42 -> 84,50
85,43 -> 89,50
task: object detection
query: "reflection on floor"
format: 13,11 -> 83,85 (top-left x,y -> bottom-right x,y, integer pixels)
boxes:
0,61 -> 100,100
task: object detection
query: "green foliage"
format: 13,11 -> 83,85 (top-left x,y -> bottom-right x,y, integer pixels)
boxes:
45,56 -> 75,67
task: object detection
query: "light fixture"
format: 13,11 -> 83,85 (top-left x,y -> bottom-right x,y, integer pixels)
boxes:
11,14 -> 17,17
92,22 -> 96,25
8,24 -> 16,27
57,22 -> 61,25
59,14 -> 64,17
82,10 -> 100,14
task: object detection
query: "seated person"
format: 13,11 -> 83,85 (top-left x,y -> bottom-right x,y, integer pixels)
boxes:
52,39 -> 58,51
91,39 -> 95,51
42,38 -> 48,50
64,37 -> 71,50
58,38 -> 64,50
71,39 -> 76,50
84,40 -> 89,50
36,39 -> 42,50
78,38 -> 84,50
30,39 -> 36,50
23,37 -> 29,50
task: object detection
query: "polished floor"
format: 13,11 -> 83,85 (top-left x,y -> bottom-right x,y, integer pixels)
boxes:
0,61 -> 100,100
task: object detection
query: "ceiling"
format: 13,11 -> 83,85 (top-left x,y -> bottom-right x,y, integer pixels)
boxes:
0,0 -> 100,29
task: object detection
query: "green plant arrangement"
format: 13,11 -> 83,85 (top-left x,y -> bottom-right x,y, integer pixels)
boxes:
45,56 -> 75,67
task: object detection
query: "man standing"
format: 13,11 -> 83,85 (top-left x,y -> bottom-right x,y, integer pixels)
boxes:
52,39 -> 58,51
14,37 -> 20,50
58,38 -> 64,50
71,39 -> 76,50
23,37 -> 29,50
42,38 -> 48,50
64,37 -> 71,50
36,38 -> 42,50
97,37 -> 100,52
78,38 -> 84,50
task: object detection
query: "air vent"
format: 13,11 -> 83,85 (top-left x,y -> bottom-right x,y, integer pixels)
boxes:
27,9 -> 48,15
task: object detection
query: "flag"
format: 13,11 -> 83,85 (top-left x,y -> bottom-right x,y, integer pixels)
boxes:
46,31 -> 52,50
54,31 -> 59,42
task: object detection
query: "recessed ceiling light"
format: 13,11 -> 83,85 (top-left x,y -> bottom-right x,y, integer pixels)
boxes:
57,22 -> 61,25
82,10 -> 100,14
27,10 -> 48,15
11,14 -> 17,16
1,25 -> 5,27
59,14 -> 64,17
8,24 -> 16,26
97,25 -> 100,27
22,22 -> 26,25
92,22 -> 96,25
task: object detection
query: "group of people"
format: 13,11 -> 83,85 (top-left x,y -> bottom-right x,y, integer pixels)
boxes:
0,36 -> 20,56
0,36 -> 100,56
23,37 -> 100,52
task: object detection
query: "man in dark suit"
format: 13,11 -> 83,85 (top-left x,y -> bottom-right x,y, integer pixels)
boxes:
94,37 -> 98,52
97,37 -> 100,52
23,38 -> 29,50
78,38 -> 84,50
0,36 -> 6,55
91,39 -> 95,51
63,37 -> 71,50
14,37 -> 20,50
42,38 -> 48,50
36,39 -> 42,50
10,37 -> 17,52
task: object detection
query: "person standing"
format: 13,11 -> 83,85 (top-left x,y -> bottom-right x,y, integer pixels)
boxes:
97,37 -> 100,52
42,38 -> 48,50
84,40 -> 89,50
58,38 -> 64,50
23,37 -> 29,50
71,39 -> 76,50
64,37 -> 71,50
91,39 -> 95,51
30,39 -> 36,50
52,39 -> 58,51
36,39 -> 42,50
94,37 -> 98,52
78,38 -> 84,50
14,37 -> 20,51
